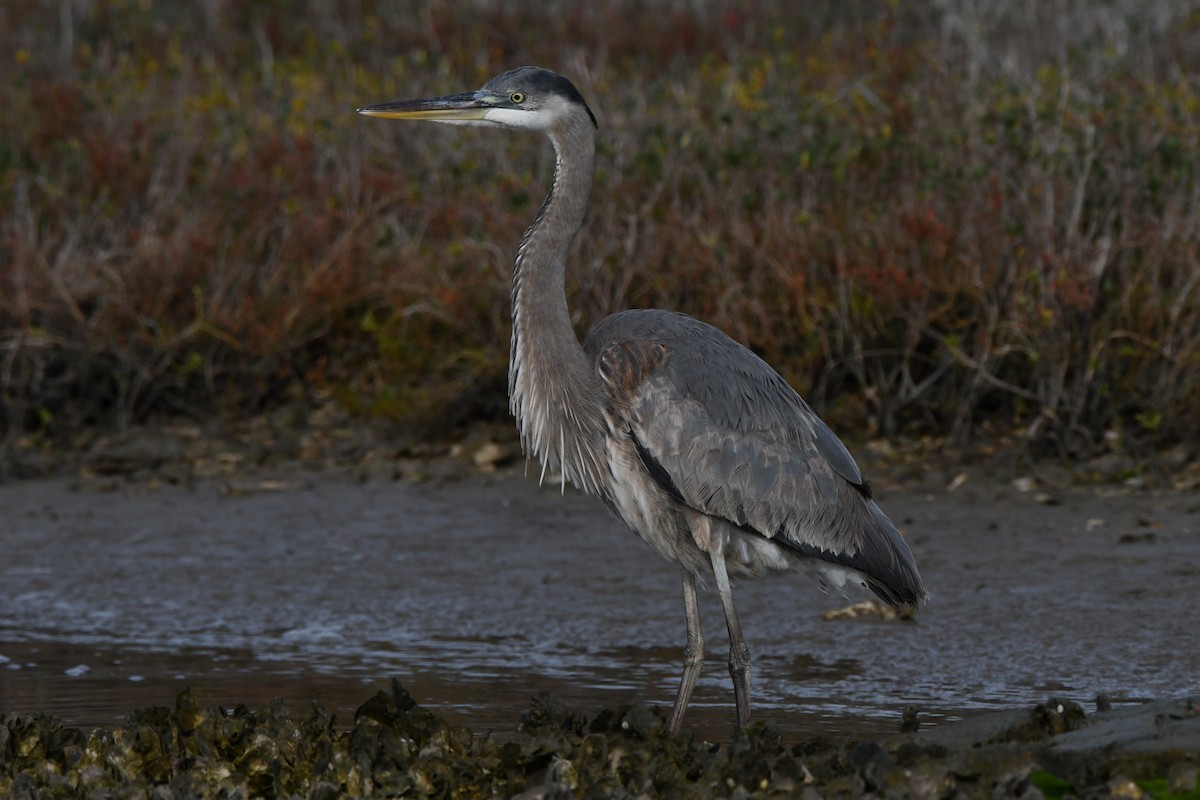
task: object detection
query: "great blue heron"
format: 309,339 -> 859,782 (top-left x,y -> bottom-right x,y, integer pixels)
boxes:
359,66 -> 927,735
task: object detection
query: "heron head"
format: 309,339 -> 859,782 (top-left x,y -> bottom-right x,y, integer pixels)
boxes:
357,66 -> 597,132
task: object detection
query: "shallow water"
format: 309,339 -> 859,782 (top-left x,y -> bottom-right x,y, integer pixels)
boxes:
1,470 -> 1198,740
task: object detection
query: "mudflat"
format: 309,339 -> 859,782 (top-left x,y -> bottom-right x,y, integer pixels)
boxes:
2,432 -> 1198,795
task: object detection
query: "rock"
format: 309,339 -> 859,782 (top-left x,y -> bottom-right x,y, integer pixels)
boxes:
85,429 -> 186,475
1081,453 -> 1135,481
823,600 -> 899,621
1,447 -> 50,479
473,440 -> 519,471
2,685 -> 1198,798
1168,762 -> 1198,793
1053,696 -> 1200,755
1012,476 -> 1037,493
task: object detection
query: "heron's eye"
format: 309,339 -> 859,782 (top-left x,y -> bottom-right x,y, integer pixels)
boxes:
510,91 -> 526,104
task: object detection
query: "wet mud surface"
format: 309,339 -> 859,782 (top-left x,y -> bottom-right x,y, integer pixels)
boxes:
2,446 -> 1200,795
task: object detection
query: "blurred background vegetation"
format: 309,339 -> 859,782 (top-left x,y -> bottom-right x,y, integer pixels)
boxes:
2,0 -> 1199,465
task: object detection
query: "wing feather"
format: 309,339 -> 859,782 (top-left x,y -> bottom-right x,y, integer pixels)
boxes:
586,308 -> 921,601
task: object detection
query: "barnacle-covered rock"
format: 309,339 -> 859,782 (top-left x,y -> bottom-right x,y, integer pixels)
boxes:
2,687 -> 1197,798
0,711 -> 87,795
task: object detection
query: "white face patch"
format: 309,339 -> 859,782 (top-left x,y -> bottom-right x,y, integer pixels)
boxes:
479,107 -> 537,129
481,94 -> 573,131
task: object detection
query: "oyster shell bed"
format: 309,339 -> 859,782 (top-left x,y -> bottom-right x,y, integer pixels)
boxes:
2,681 -> 1197,798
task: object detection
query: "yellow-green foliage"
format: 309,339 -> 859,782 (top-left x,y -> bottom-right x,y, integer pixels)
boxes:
1032,769 -> 1200,800
2,1 -> 1199,454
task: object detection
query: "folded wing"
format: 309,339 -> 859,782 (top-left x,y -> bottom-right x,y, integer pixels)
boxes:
587,309 -> 927,610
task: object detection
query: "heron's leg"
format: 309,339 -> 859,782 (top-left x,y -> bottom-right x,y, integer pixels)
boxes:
668,569 -> 704,737
709,548 -> 752,729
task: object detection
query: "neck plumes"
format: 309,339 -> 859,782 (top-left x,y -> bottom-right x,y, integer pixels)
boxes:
508,118 -> 607,494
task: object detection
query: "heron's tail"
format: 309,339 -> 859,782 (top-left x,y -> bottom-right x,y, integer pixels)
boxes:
858,499 -> 928,615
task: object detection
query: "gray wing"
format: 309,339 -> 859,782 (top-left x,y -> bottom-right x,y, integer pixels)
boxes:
586,308 -> 870,553
586,309 -> 926,610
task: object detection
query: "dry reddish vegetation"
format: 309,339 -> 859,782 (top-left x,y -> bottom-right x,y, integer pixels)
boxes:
2,1 -> 1199,462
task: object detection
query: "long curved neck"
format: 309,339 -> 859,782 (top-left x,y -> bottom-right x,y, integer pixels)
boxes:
509,118 -> 607,493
